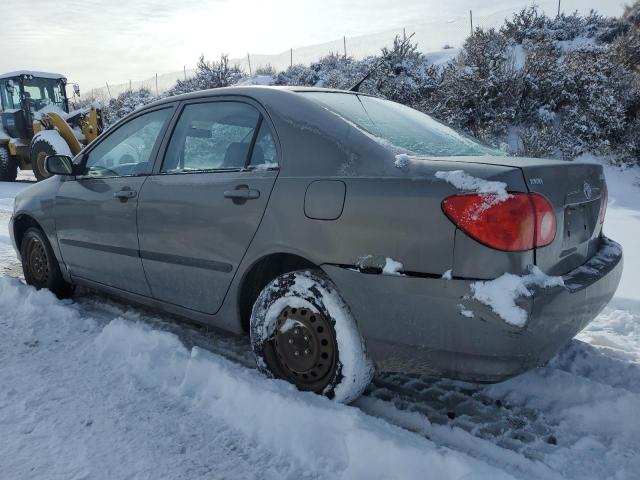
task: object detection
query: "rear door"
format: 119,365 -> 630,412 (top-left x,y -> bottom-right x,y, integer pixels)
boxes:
137,98 -> 280,314
55,106 -> 174,295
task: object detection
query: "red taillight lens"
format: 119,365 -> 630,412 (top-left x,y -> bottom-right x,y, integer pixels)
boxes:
599,183 -> 608,225
442,193 -> 556,251
530,193 -> 557,247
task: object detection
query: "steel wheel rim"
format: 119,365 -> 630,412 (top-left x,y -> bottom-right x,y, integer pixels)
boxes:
27,238 -> 49,284
268,306 -> 337,391
36,152 -> 51,178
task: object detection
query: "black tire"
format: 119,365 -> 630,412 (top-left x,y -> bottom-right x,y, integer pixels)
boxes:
0,146 -> 18,182
250,270 -> 373,403
20,227 -> 73,298
30,136 -> 59,182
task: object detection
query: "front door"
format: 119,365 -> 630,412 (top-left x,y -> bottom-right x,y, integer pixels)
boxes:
137,100 -> 280,313
55,107 -> 174,295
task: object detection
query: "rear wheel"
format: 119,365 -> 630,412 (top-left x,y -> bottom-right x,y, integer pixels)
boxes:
20,227 -> 72,298
0,146 -> 18,182
250,270 -> 373,403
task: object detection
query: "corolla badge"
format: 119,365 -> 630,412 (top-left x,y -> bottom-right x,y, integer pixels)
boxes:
583,181 -> 593,200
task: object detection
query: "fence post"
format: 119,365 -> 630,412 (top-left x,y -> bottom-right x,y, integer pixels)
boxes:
557,0 -> 561,17
184,66 -> 187,81
247,53 -> 252,76
155,73 -> 158,96
290,48 -> 293,68
105,82 -> 112,99
343,36 -> 347,58
470,10 -> 473,35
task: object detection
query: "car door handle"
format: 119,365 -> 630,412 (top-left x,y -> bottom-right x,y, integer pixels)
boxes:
114,188 -> 137,201
224,185 -> 260,203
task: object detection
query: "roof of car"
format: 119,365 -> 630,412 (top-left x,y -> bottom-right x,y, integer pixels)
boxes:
0,71 -> 66,80
145,85 -> 364,109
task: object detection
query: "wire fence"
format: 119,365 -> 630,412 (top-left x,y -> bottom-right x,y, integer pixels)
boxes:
85,13 -> 482,103
85,0 -> 568,103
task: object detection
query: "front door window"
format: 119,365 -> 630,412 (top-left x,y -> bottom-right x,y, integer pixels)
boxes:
81,108 -> 172,178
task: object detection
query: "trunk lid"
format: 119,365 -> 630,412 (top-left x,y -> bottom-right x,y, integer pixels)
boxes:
427,156 -> 606,275
518,161 -> 605,275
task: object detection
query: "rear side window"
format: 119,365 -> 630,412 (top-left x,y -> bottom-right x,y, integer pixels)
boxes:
162,102 -> 261,173
301,92 -> 503,157
249,120 -> 278,169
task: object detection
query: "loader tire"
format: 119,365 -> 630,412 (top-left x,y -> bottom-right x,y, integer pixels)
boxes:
30,137 -> 59,182
0,146 -> 18,182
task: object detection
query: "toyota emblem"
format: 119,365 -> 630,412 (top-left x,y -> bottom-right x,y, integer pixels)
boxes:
583,181 -> 593,200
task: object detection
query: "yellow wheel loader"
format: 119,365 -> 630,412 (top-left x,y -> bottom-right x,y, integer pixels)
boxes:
0,71 -> 102,182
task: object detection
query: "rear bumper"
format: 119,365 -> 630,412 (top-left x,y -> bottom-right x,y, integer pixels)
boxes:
322,236 -> 623,382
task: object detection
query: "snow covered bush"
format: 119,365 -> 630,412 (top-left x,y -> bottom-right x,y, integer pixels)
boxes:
168,54 -> 246,96
419,28 -> 521,142
102,88 -> 159,129
374,35 -> 440,106
98,4 -> 640,165
415,5 -> 640,164
274,64 -> 320,87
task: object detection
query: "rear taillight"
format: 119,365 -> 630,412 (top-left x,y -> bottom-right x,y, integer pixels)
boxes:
599,183 -> 608,225
442,193 -> 556,251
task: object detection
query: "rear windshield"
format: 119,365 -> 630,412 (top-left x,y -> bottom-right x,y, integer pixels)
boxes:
300,92 -> 503,157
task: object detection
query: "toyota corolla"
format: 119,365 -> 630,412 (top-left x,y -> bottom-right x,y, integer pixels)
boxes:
10,86 -> 623,402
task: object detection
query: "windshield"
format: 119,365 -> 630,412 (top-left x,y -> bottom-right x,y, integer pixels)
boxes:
301,92 -> 503,157
22,77 -> 68,115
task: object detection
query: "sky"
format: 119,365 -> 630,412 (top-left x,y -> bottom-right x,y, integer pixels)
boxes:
0,0 -> 628,91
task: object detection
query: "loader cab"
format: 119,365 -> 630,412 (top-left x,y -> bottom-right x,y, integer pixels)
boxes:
0,71 -> 69,139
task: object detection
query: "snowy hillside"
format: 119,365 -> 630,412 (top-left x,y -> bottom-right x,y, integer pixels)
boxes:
1,160 -> 639,479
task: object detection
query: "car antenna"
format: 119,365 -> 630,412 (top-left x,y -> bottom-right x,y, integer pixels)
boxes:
349,32 -> 415,92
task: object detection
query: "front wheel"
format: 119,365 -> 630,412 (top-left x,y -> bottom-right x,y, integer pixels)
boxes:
20,227 -> 73,298
250,270 -> 373,403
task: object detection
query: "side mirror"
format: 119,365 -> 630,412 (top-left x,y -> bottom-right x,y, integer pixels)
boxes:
73,84 -> 80,97
45,155 -> 75,176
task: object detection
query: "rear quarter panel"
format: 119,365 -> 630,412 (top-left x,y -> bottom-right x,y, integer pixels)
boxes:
240,161 -> 529,278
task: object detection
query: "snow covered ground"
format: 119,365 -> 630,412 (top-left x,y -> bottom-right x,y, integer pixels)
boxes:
1,160 -> 639,479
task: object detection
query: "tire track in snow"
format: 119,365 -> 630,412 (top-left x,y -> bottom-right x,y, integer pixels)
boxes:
2,257 -> 637,478
71,286 -> 564,478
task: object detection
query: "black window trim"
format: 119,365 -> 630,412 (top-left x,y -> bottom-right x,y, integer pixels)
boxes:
150,95 -> 280,177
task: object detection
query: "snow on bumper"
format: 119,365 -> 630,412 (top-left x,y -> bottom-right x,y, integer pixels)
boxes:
321,237 -> 623,382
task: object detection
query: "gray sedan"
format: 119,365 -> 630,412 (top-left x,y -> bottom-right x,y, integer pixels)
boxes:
9,87 -> 623,402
